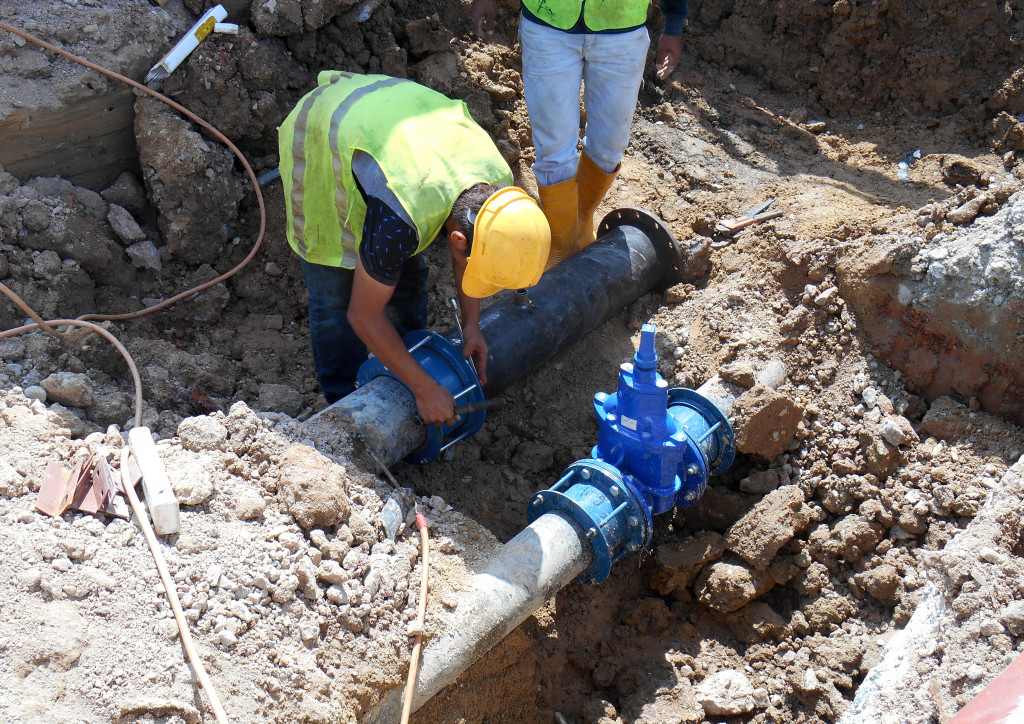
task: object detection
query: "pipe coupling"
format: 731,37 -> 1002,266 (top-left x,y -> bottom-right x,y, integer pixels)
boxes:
528,459 -> 650,583
356,330 -> 485,464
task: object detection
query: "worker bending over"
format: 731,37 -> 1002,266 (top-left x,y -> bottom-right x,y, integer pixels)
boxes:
278,73 -> 550,426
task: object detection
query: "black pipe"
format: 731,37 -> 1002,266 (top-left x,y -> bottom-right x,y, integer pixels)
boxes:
448,208 -> 688,395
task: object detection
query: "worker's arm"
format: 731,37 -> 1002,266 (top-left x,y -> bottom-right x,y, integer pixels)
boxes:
470,0 -> 497,37
448,237 -> 489,384
349,261 -> 457,426
657,0 -> 687,80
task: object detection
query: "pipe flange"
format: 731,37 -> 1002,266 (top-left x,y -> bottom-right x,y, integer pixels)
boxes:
528,459 -> 648,583
597,207 -> 685,285
668,388 -> 736,475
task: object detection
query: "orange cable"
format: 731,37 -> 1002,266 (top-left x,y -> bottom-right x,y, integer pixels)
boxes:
401,510 -> 431,724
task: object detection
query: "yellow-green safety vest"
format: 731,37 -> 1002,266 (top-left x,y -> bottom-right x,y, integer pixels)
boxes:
277,72 -> 513,268
521,0 -> 649,32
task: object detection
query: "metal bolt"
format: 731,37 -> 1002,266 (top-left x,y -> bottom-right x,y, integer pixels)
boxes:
581,468 -> 591,480
684,490 -> 696,501
595,392 -> 607,402
686,464 -> 699,476
628,516 -> 639,527
627,542 -> 640,552
610,485 -> 621,497
621,363 -> 634,373
586,527 -> 598,538
534,494 -> 544,505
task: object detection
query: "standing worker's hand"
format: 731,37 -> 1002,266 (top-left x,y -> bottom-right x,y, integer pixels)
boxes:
415,381 -> 458,427
462,325 -> 489,386
656,34 -> 683,80
470,0 -> 497,37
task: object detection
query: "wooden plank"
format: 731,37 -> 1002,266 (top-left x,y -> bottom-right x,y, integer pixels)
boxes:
128,427 -> 180,535
0,89 -> 140,192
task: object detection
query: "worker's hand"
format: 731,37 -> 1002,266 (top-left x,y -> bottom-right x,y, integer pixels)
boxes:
415,381 -> 457,427
470,0 -> 497,37
462,325 -> 489,386
655,33 -> 683,80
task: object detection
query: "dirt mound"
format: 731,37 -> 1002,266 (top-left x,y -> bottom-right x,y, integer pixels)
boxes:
3,0 -> 1024,722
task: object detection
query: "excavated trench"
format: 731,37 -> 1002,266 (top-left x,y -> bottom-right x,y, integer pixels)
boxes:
2,1 -> 1024,723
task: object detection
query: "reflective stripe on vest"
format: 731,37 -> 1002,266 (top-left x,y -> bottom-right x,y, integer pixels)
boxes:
521,0 -> 649,31
286,76 -> 408,267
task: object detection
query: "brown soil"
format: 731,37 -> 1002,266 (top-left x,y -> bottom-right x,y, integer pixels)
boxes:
2,0 -> 1024,723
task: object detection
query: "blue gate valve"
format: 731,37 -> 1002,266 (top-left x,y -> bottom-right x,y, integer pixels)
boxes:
356,330 -> 486,464
529,323 -> 736,583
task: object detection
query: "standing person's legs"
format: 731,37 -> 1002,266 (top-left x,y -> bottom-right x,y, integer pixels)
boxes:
520,18 -> 586,267
520,18 -> 585,185
577,27 -> 650,245
302,260 -> 365,405
580,27 -> 649,173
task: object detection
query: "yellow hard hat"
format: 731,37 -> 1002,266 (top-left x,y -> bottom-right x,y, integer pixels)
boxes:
462,187 -> 551,298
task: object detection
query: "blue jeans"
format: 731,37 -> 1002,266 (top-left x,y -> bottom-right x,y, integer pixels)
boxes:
302,255 -> 429,404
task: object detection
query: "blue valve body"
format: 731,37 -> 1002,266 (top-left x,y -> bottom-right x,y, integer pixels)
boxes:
531,323 -> 736,582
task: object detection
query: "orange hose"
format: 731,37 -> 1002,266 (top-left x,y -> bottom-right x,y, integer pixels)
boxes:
401,510 -> 431,724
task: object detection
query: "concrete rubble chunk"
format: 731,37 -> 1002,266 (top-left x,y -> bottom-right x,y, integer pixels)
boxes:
650,531 -> 725,598
278,444 -> 352,530
1000,601 -> 1024,636
107,203 -> 146,243
879,414 -> 919,447
696,558 -> 775,613
164,450 -> 216,506
853,563 -> 901,604
177,416 -> 229,452
40,371 -> 93,408
126,239 -> 162,270
101,170 -> 149,217
695,670 -> 757,716
731,385 -> 804,460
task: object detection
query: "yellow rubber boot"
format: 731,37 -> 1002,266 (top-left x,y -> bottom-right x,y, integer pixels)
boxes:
577,152 -> 619,248
537,175 -> 578,269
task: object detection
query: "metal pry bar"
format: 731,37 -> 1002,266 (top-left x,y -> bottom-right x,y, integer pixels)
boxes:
448,296 -> 482,384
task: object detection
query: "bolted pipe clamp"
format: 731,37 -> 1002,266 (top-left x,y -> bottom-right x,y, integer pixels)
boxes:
356,330 -> 486,464
528,459 -> 650,583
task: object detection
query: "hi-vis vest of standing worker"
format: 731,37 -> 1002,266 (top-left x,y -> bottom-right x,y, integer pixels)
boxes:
521,0 -> 649,31
278,72 -> 514,268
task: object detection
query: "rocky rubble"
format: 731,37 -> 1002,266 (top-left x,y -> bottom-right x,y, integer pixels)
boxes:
4,0 -> 1024,721
0,388 -> 502,722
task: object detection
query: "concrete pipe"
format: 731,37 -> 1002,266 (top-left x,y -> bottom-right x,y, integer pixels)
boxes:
363,510 -> 592,723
